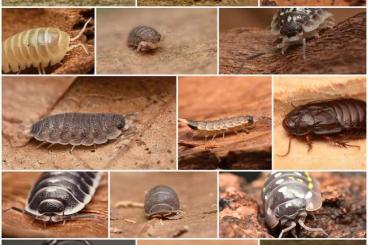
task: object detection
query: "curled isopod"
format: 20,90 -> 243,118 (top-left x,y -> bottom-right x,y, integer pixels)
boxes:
127,25 -> 161,52
2,17 -> 93,74
28,112 -> 138,152
144,185 -> 183,220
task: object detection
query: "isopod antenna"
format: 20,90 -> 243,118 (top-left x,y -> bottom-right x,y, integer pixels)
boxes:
69,17 -> 92,54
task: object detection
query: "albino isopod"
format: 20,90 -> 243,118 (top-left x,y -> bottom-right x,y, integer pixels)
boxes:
2,17 -> 92,74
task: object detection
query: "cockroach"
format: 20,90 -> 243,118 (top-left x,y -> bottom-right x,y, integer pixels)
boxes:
44,241 -> 93,245
279,98 -> 366,156
271,8 -> 334,59
144,185 -> 183,220
262,171 -> 326,238
179,115 -> 254,141
11,172 -> 101,224
2,18 -> 92,74
127,25 -> 161,52
28,112 -> 138,152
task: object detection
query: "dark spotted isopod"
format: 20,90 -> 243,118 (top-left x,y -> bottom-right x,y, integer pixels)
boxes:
29,112 -> 138,152
12,171 -> 101,223
279,98 -> 366,156
44,241 -> 93,245
262,171 -> 326,238
144,185 -> 183,219
127,25 -> 161,52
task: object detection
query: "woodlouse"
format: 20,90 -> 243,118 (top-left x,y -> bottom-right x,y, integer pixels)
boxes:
179,115 -> 254,141
2,17 -> 92,74
271,8 -> 335,59
28,112 -> 138,152
144,185 -> 183,220
127,25 -> 161,52
262,171 -> 326,238
12,172 -> 101,223
279,98 -> 366,156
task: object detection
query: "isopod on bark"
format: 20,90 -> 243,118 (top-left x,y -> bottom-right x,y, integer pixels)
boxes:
2,17 -> 92,74
144,185 -> 183,220
28,112 -> 138,152
127,25 -> 161,52
279,98 -> 366,156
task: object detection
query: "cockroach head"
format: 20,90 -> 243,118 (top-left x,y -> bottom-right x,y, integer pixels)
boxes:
282,107 -> 316,136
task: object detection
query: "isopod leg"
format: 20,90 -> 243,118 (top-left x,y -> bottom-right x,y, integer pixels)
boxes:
305,135 -> 313,152
302,38 -> 306,60
211,134 -> 218,141
68,43 -> 89,55
298,219 -> 328,237
278,221 -> 296,238
70,145 -> 76,154
37,142 -> 48,149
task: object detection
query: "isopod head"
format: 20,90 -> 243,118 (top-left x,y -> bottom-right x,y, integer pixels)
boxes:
144,185 -> 181,219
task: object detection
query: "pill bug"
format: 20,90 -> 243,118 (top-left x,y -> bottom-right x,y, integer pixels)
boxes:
144,185 -> 183,220
279,98 -> 366,156
127,25 -> 161,52
271,8 -> 335,59
28,112 -> 138,152
44,241 -> 93,245
2,17 -> 92,74
179,115 -> 254,141
11,171 -> 101,223
262,171 -> 326,238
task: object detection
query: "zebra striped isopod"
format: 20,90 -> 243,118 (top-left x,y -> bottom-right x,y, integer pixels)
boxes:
2,17 -> 92,74
12,171 -> 101,223
28,112 -> 138,152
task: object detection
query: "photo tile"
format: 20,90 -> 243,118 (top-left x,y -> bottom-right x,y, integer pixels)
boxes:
3,240 -> 135,244
137,0 -> 258,6
96,8 -> 217,75
219,171 -> 366,238
178,76 -> 272,170
2,0 -> 134,6
2,8 -> 95,75
2,171 -> 108,238
139,241 -> 258,245
261,0 -> 366,6
110,171 -> 217,238
220,8 -> 366,74
260,241 -> 366,245
2,76 -> 176,170
273,75 -> 366,170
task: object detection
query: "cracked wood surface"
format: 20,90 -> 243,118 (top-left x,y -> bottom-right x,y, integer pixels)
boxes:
2,172 -> 108,238
2,8 -> 94,74
178,77 -> 272,170
220,12 -> 366,74
110,172 -> 217,238
3,77 -> 176,170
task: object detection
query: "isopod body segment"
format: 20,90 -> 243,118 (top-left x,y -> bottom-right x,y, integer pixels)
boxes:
44,241 -> 93,245
262,171 -> 326,238
2,17 -> 92,74
15,172 -> 101,223
144,185 -> 182,219
127,25 -> 161,52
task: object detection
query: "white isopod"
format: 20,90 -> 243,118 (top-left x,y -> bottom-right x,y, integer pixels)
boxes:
2,17 -> 92,74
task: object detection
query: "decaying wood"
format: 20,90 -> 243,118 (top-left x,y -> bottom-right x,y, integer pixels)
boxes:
220,12 -> 366,74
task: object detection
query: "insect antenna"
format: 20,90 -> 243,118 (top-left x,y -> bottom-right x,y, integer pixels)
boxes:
276,137 -> 292,157
298,218 -> 328,237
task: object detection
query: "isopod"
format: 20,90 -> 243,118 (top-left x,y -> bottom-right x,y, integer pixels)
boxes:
44,241 -> 93,245
271,8 -> 335,59
262,171 -> 326,238
279,98 -> 366,156
127,25 -> 161,52
179,115 -> 254,141
144,185 -> 183,220
28,112 -> 138,152
2,17 -> 92,74
11,171 -> 101,223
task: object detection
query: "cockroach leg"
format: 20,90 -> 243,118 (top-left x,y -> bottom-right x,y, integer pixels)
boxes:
277,137 -> 292,157
324,136 -> 360,149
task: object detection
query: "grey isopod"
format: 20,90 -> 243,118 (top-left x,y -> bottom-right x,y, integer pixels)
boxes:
127,25 -> 161,52
144,185 -> 183,219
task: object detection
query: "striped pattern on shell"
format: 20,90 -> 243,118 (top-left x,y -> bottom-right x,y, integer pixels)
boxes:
2,28 -> 70,73
29,112 -> 137,146
26,172 -> 101,219
127,26 -> 161,47
144,185 -> 180,218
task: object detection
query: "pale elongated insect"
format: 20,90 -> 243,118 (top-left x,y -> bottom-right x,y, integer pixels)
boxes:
2,17 -> 92,74
179,115 -> 254,141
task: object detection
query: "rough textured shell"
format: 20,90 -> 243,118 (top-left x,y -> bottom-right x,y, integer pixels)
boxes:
29,112 -> 137,146
2,28 -> 70,73
127,26 -> 161,47
26,172 -> 101,217
262,171 -> 322,229
144,185 -> 180,217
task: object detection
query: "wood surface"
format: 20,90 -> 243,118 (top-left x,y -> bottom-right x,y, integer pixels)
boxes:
2,9 -> 94,74
179,77 -> 272,170
2,172 -> 108,238
3,77 -> 176,170
274,76 -> 366,170
110,172 -> 217,238
220,12 -> 366,74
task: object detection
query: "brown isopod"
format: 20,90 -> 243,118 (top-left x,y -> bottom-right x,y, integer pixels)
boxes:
28,112 -> 137,152
2,17 -> 92,74
127,25 -> 161,52
144,185 -> 183,220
